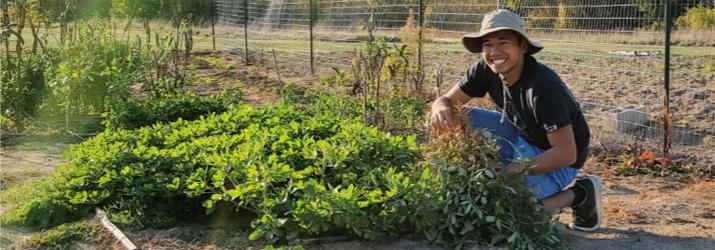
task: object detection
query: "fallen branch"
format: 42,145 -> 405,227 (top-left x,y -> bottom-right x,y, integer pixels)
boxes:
95,208 -> 139,250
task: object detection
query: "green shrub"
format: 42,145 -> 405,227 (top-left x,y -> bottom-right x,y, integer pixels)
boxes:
381,94 -> 429,134
13,103 -> 423,241
300,91 -> 363,121
102,90 -> 242,130
677,6 -> 715,30
294,89 -> 429,136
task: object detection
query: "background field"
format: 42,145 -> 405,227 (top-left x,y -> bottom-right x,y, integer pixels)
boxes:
212,0 -> 715,162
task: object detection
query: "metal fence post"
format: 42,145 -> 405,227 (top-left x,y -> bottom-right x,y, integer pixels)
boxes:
310,0 -> 315,75
663,0 -> 672,155
418,0 -> 424,74
212,0 -> 217,50
244,0 -> 249,62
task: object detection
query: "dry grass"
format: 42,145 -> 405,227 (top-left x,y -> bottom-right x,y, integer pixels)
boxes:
685,179 -> 715,199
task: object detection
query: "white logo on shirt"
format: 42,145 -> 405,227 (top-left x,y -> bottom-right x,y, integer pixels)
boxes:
544,124 -> 558,133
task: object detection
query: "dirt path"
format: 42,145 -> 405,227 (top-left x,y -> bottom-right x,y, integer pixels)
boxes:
0,143 -> 69,248
0,142 -> 65,191
563,171 -> 715,250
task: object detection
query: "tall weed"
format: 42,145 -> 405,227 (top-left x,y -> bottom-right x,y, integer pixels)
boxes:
0,54 -> 48,132
43,19 -> 144,116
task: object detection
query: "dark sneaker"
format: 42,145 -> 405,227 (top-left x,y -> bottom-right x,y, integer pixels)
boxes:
569,175 -> 602,231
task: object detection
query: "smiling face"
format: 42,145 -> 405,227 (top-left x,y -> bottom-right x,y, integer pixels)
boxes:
481,30 -> 527,84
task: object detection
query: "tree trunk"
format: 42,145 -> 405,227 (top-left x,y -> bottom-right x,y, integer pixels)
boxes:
184,25 -> 193,59
60,21 -> 66,46
30,20 -> 45,54
2,0 -> 10,65
212,19 -> 216,51
15,1 -> 26,60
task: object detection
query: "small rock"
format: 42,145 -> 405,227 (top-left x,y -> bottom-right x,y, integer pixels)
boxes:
696,210 -> 715,219
693,91 -> 709,100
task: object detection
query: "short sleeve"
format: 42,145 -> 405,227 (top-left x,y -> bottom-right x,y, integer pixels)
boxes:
533,82 -> 573,133
458,60 -> 489,98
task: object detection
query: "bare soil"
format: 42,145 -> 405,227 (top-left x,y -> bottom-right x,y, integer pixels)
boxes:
563,164 -> 715,250
1,49 -> 713,249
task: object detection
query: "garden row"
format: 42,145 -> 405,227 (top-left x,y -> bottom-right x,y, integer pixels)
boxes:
2,91 -> 565,249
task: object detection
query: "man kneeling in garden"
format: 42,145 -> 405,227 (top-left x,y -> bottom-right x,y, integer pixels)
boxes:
430,9 -> 602,231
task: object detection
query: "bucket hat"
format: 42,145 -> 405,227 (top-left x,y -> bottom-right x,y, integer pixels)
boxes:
463,9 -> 543,55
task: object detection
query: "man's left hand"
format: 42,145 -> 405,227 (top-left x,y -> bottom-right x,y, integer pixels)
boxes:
500,163 -> 528,177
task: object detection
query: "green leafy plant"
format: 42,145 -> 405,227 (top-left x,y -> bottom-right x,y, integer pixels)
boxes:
319,68 -> 349,87
102,90 -> 242,130
6,95 -> 567,249
43,19 -> 143,115
380,93 -> 429,135
9,102 -> 423,243
299,91 -> 363,121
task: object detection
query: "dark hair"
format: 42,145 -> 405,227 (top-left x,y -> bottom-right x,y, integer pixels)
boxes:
509,30 -> 529,52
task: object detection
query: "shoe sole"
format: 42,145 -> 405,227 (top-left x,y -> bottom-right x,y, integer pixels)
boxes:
570,175 -> 602,232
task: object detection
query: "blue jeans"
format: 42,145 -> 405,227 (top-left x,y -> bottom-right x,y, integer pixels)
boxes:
466,107 -> 578,200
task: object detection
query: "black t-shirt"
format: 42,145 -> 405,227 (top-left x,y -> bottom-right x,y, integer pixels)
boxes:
458,55 -> 590,169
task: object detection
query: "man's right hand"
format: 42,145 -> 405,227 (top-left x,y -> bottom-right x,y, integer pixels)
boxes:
431,99 -> 456,132
430,84 -> 473,132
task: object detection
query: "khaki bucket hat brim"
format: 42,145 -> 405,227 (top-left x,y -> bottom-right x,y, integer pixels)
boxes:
463,10 -> 543,55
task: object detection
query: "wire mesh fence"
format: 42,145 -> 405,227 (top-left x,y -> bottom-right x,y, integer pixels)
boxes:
213,0 -> 715,159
